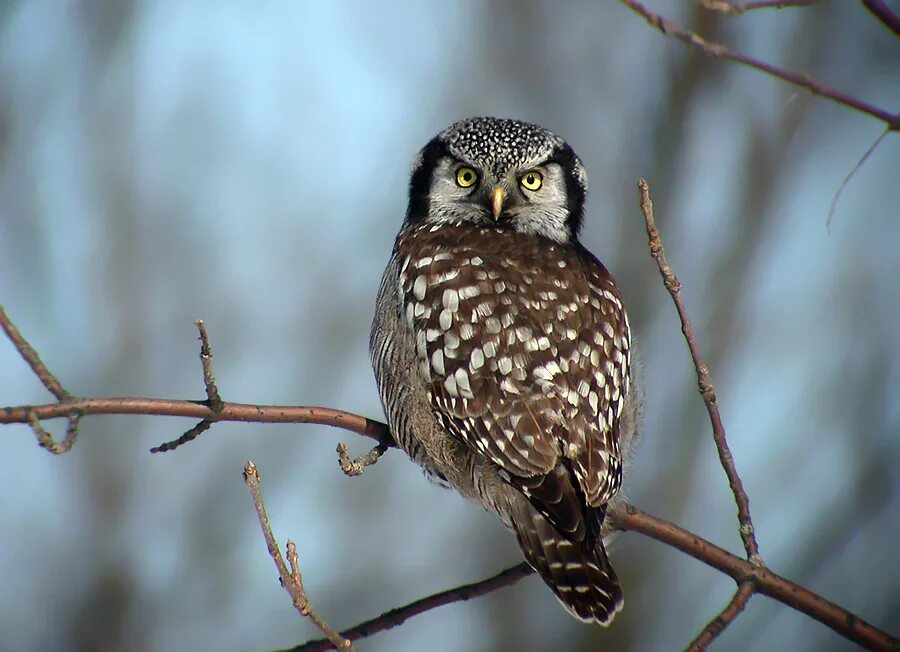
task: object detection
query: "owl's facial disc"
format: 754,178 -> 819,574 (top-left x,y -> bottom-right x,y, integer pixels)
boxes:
405,118 -> 588,243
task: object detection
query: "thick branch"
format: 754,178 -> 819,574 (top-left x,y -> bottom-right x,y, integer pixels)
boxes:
619,0 -> 900,130
609,504 -> 899,651
1,398 -> 392,448
860,0 -> 900,36
288,501 -> 897,651
637,179 -> 761,563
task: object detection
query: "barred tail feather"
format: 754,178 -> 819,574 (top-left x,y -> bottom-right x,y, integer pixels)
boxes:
511,499 -> 623,625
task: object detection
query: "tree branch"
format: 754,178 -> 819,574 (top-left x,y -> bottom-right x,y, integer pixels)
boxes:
700,0 -> 820,13
860,0 -> 900,36
684,582 -> 755,651
0,307 -> 393,452
244,461 -> 354,651
290,501 -> 898,652
619,0 -> 900,130
0,304 -> 71,400
637,179 -> 761,564
289,563 -> 534,652
609,504 -> 899,651
3,269 -> 898,650
0,396 -> 392,447
336,441 -> 390,477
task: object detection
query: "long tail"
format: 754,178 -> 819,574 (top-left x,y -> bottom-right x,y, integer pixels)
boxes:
510,497 -> 623,625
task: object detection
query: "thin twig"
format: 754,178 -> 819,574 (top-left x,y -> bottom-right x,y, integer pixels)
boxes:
149,419 -> 213,453
150,320 -> 226,452
336,441 -> 389,476
684,582 -> 755,651
637,178 -> 762,564
827,127 -> 891,230
700,0 -> 820,13
195,320 -> 223,409
243,461 -> 354,651
860,0 -> 900,36
1,304 -> 81,452
290,563 -> 533,652
619,0 -> 900,130
26,410 -> 80,455
0,304 -> 71,400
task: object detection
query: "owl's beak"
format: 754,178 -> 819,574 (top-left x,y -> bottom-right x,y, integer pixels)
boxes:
491,186 -> 506,220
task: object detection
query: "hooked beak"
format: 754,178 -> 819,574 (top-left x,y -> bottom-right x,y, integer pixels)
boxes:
491,186 -> 506,220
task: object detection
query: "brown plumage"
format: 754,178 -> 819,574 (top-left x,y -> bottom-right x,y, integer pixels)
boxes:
371,117 -> 640,624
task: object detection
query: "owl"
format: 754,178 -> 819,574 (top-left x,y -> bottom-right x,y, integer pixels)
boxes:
370,117 -> 640,624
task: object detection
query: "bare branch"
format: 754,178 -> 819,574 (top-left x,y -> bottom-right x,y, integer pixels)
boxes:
290,502 -> 898,651
150,320 -> 226,452
336,440 -> 389,477
1,397 -> 393,445
195,320 -> 223,410
637,179 -> 762,563
291,563 -> 533,652
243,461 -> 354,651
1,304 -> 82,452
3,302 -> 898,648
149,419 -> 213,454
700,0 -> 820,13
860,0 -> 900,36
609,503 -> 899,651
827,127 -> 891,230
26,410 -> 80,455
684,582 -> 755,651
619,0 -> 900,130
0,304 -> 71,400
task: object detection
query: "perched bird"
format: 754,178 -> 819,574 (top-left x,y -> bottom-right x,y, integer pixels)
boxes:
370,117 -> 640,624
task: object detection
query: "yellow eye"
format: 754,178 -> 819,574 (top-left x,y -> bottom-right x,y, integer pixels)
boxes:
520,170 -> 543,191
456,166 -> 478,188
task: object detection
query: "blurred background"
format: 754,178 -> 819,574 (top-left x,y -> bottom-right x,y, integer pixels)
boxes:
1,2 -> 898,651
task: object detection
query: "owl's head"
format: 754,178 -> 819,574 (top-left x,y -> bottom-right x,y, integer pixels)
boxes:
405,117 -> 588,243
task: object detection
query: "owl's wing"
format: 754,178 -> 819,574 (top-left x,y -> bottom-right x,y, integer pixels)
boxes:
398,230 -> 631,513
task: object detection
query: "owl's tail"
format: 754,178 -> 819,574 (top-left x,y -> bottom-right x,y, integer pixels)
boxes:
510,498 -> 623,625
